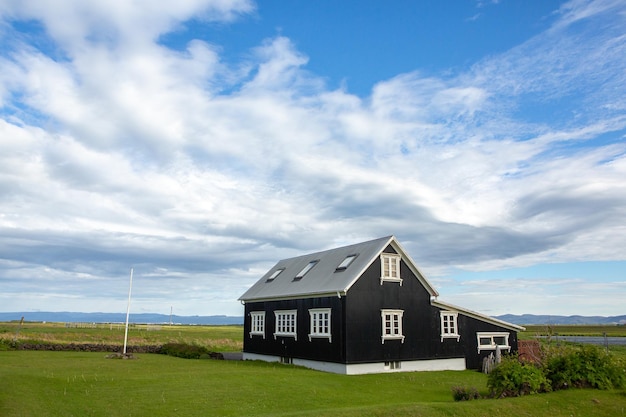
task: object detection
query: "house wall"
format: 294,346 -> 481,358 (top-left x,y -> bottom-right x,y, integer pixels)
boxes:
242,296 -> 345,363
343,247 -> 519,369
344,248 -> 467,364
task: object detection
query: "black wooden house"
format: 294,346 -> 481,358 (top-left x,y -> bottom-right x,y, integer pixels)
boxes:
239,236 -> 523,374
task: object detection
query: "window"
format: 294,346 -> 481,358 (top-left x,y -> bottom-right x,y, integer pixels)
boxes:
266,268 -> 284,282
308,308 -> 331,342
335,254 -> 357,271
380,253 -> 402,285
440,311 -> 460,341
381,309 -> 404,343
274,310 -> 297,339
477,332 -> 511,353
384,361 -> 401,370
294,260 -> 318,280
249,311 -> 265,338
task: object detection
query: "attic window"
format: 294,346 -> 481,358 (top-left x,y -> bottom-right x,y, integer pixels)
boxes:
335,254 -> 357,271
380,253 -> 403,285
294,260 -> 318,280
266,268 -> 284,282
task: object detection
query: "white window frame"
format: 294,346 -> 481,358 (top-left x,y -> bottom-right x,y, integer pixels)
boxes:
380,253 -> 403,285
440,311 -> 460,342
476,332 -> 511,353
308,308 -> 332,342
274,310 -> 297,340
249,311 -> 265,338
381,309 -> 405,343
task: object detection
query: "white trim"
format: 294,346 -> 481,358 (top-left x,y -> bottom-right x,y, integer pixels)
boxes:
380,253 -> 403,285
385,237 -> 438,295
249,311 -> 265,338
381,309 -> 405,343
477,332 -> 511,353
440,311 -> 460,342
242,353 -> 466,374
308,308 -> 332,342
274,310 -> 297,340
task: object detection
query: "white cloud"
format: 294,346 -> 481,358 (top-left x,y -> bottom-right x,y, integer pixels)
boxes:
0,0 -> 254,49
0,0 -> 624,315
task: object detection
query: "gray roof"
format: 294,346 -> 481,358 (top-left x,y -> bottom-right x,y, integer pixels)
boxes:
239,236 -> 439,302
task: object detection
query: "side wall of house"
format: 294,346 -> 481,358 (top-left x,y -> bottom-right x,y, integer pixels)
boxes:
343,246 -> 519,368
242,296 -> 345,363
343,247 -> 468,364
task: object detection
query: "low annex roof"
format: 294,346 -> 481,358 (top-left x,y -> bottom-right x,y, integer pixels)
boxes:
431,299 -> 526,332
239,236 -> 439,303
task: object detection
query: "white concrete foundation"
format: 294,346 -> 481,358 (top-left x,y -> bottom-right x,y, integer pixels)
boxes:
242,352 -> 466,375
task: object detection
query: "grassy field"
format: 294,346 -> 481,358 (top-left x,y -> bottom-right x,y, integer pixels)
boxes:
1,350 -> 625,417
0,321 -> 243,352
1,322 -> 625,416
521,325 -> 626,339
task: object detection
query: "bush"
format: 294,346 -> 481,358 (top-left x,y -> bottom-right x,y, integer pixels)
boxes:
0,339 -> 16,351
159,343 -> 211,359
544,345 -> 625,390
451,386 -> 480,401
488,345 -> 625,399
487,356 -> 550,398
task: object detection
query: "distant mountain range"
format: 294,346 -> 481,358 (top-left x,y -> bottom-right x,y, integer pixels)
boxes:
495,314 -> 626,326
1,312 -> 624,326
0,312 -> 243,325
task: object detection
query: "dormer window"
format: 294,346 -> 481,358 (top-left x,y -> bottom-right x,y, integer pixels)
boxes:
294,260 -> 318,280
380,253 -> 402,285
335,254 -> 357,271
266,268 -> 284,282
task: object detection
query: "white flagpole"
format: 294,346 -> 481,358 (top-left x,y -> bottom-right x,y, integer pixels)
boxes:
123,267 -> 134,355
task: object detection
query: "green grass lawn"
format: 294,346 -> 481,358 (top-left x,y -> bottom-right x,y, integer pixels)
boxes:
1,351 -> 625,417
1,323 -> 625,416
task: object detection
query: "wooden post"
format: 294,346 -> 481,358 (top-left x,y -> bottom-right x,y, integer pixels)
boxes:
123,268 -> 134,355
13,316 -> 24,342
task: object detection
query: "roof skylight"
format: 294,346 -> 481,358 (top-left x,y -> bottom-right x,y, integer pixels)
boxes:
266,268 -> 284,282
294,260 -> 319,280
335,254 -> 357,271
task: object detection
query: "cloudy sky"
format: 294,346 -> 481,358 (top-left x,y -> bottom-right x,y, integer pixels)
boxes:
0,0 -> 624,318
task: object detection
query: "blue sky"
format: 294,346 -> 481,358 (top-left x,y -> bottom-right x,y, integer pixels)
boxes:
0,0 -> 624,318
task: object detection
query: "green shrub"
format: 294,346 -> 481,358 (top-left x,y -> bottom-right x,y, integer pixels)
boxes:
487,356 -> 550,398
544,345 -> 625,390
0,339 -> 16,351
488,345 -> 625,400
159,343 -> 211,359
451,385 -> 480,401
